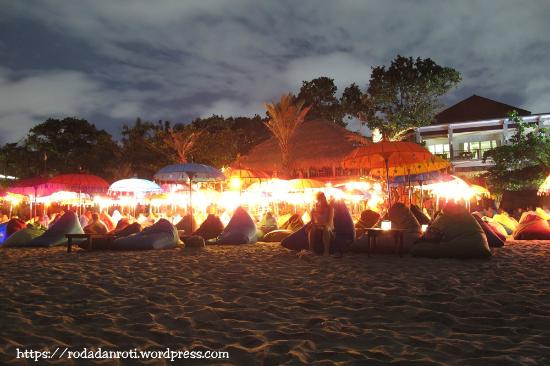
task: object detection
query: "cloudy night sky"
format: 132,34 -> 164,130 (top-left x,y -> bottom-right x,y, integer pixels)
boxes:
1,0 -> 549,143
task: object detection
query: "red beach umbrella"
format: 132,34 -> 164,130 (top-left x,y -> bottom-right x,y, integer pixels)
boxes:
8,176 -> 66,217
48,174 -> 109,193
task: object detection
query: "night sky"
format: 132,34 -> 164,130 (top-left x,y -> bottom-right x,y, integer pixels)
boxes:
1,0 -> 549,143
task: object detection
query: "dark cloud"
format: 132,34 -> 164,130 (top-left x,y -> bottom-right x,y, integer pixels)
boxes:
1,0 -> 549,142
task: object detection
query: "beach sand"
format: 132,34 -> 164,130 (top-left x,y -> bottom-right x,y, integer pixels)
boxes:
1,241 -> 549,365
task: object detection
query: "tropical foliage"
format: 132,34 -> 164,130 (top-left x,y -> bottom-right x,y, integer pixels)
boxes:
361,55 -> 461,140
264,93 -> 311,172
483,110 -> 550,192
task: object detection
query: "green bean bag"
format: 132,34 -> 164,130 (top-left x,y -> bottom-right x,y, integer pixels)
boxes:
111,219 -> 179,250
3,226 -> 46,247
24,212 -> 84,247
411,203 -> 491,259
218,207 -> 257,244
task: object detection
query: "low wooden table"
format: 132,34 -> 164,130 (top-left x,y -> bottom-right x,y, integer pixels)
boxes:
66,233 -> 113,252
365,228 -> 407,257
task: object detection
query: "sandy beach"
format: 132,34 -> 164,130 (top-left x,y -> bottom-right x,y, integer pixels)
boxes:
1,241 -> 549,365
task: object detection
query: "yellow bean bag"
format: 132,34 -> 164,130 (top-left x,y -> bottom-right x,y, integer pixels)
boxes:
535,207 -> 550,221
493,213 -> 518,234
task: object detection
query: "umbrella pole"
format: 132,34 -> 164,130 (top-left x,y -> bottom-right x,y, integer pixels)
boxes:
408,169 -> 412,206
189,179 -> 193,232
420,181 -> 424,210
385,158 -> 391,208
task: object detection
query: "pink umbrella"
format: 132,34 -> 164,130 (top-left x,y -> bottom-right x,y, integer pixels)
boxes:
8,177 -> 66,217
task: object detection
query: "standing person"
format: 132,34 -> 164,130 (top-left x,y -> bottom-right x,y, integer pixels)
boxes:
308,192 -> 335,256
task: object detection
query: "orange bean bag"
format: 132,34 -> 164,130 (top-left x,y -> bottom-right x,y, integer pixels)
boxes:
513,213 -> 550,240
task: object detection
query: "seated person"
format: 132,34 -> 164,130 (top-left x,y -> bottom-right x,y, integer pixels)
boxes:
259,212 -> 278,235
84,213 -> 109,234
307,192 -> 334,256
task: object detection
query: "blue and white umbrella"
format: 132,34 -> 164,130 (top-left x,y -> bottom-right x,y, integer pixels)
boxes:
154,163 -> 225,183
108,178 -> 163,196
154,163 -> 225,226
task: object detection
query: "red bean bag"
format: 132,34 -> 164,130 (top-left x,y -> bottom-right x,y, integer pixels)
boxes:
6,218 -> 26,237
513,213 -> 550,240
472,213 -> 505,247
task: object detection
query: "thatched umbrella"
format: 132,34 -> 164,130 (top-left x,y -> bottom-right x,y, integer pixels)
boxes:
237,119 -> 368,175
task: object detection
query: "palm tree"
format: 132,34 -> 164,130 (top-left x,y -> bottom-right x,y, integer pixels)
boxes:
163,127 -> 202,163
264,93 -> 311,172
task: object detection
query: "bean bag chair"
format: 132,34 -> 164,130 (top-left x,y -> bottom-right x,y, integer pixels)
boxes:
263,229 -> 293,242
472,213 -> 505,247
111,219 -> 178,250
352,203 -> 422,254
279,214 -> 304,232
493,213 -> 518,235
111,217 -> 130,233
281,223 -> 310,251
0,223 -> 7,245
111,210 -> 123,226
184,235 -> 205,249
192,214 -> 224,240
113,222 -> 142,237
100,212 -> 115,232
6,218 -> 26,237
483,218 -> 509,238
355,209 -> 380,238
217,207 -> 257,244
410,204 -> 431,225
411,203 -> 491,259
513,213 -> 550,240
258,213 -> 278,236
21,212 -> 84,247
84,221 -> 109,234
328,200 -> 355,253
535,207 -> 550,221
2,225 -> 46,247
176,214 -> 198,234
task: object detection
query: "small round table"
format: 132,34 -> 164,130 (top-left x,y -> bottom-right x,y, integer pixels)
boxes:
365,228 -> 407,257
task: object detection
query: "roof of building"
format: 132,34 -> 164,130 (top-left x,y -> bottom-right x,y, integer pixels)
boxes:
235,119 -> 368,174
433,95 -> 531,125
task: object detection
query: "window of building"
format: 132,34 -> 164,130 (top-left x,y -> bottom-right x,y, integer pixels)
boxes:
462,140 -> 498,151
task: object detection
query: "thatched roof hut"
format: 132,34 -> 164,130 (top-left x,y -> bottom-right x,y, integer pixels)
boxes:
235,119 -> 369,177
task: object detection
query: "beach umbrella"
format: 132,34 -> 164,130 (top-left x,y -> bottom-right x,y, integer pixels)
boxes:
342,141 -> 434,203
370,156 -> 450,178
108,178 -> 163,197
286,179 -> 325,191
48,174 -> 109,214
48,174 -> 109,193
224,167 -> 269,190
470,184 -> 491,198
154,163 -> 225,230
8,177 -> 66,217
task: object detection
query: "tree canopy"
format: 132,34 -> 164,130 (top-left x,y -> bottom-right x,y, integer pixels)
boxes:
483,111 -> 550,193
13,118 -> 120,179
362,55 -> 461,140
